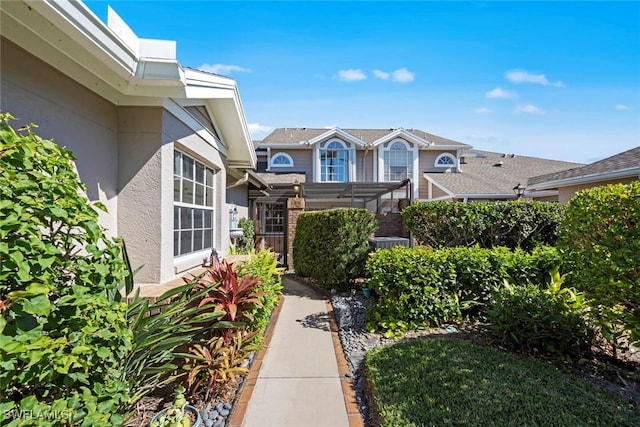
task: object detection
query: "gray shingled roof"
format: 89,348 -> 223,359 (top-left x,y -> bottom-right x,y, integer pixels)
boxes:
258,128 -> 469,147
528,146 -> 640,186
255,172 -> 307,185
425,150 -> 583,197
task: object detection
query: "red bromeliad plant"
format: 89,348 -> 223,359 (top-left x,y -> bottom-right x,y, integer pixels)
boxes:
191,258 -> 265,323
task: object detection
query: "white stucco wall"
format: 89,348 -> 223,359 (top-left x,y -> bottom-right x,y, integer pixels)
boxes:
1,39 -> 119,235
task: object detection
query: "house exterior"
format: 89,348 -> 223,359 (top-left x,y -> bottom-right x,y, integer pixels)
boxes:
251,127 -> 581,264
1,0 -> 264,288
527,146 -> 640,203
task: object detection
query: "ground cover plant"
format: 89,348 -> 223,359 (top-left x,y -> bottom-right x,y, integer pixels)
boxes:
365,337 -> 640,427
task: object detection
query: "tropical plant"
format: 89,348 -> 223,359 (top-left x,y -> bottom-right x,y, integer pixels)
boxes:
236,218 -> 256,254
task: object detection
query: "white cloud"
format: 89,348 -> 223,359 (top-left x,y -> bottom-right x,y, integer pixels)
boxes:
515,104 -> 545,115
373,70 -> 390,80
505,70 -> 563,87
198,64 -> 251,75
248,123 -> 273,138
615,104 -> 630,110
338,69 -> 367,82
474,107 -> 492,114
486,87 -> 518,99
392,68 -> 415,83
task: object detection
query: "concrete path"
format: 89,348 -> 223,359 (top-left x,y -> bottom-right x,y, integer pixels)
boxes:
241,277 -> 352,427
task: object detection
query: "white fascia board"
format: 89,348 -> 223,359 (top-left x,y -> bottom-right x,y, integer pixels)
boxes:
423,144 -> 472,150
371,128 -> 432,148
528,167 -> 640,191
255,143 -> 310,150
307,128 -> 366,147
31,0 -> 138,76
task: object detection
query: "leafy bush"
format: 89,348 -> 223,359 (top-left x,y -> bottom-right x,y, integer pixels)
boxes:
293,208 -> 377,288
365,245 -> 561,337
402,200 -> 565,251
487,270 -> 595,356
558,181 -> 640,351
0,113 -> 132,424
236,218 -> 256,254
236,249 -> 283,340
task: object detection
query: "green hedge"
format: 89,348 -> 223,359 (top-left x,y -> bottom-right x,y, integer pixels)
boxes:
558,181 -> 640,349
293,208 -> 377,288
365,245 -> 561,337
402,201 -> 565,250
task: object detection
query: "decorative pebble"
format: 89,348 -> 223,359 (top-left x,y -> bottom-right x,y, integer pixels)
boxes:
204,420 -> 213,427
219,409 -> 230,417
213,420 -> 223,427
223,402 -> 232,410
208,410 -> 218,420
215,402 -> 224,412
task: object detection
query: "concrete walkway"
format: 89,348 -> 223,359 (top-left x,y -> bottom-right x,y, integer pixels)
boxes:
240,277 -> 356,427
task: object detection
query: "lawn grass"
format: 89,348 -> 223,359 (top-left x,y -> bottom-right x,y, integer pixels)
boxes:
365,337 -> 639,427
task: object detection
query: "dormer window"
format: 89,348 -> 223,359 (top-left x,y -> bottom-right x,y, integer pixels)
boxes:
270,152 -> 294,168
320,140 -> 350,182
435,153 -> 456,167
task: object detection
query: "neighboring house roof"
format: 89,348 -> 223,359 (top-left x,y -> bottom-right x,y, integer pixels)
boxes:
256,173 -> 307,185
258,127 -> 471,149
0,0 -> 255,168
425,150 -> 583,199
528,146 -> 640,190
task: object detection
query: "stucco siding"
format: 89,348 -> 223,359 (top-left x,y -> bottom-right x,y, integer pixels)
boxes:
117,107 -> 164,283
1,39 -> 119,234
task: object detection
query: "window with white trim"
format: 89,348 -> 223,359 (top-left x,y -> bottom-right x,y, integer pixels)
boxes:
384,141 -> 413,181
435,153 -> 456,167
320,140 -> 349,182
270,153 -> 294,168
173,151 -> 217,257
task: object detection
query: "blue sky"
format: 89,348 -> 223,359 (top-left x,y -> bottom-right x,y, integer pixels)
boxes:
85,1 -> 640,163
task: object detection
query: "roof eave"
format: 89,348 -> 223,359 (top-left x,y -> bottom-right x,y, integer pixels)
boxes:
528,167 -> 640,191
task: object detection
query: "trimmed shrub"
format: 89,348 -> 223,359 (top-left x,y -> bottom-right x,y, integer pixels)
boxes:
402,200 -> 565,251
293,208 -> 377,288
487,270 -> 594,356
365,245 -> 561,337
236,217 -> 256,254
0,113 -> 132,424
558,182 -> 640,349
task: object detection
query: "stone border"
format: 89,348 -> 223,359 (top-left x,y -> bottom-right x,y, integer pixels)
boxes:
326,301 -> 365,427
227,294 -> 285,427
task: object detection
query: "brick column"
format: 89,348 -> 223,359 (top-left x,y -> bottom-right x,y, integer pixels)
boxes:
287,197 -> 305,271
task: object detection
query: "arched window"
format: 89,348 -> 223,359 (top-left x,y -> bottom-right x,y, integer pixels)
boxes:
435,153 -> 456,167
320,140 -> 349,182
270,153 -> 294,168
384,140 -> 413,181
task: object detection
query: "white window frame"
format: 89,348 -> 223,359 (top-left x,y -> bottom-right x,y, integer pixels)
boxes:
435,153 -> 457,167
383,140 -> 413,181
173,150 -> 217,259
270,152 -> 294,168
318,139 -> 352,182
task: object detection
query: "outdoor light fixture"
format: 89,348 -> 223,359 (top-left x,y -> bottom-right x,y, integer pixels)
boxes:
292,181 -> 300,198
512,183 -> 526,198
